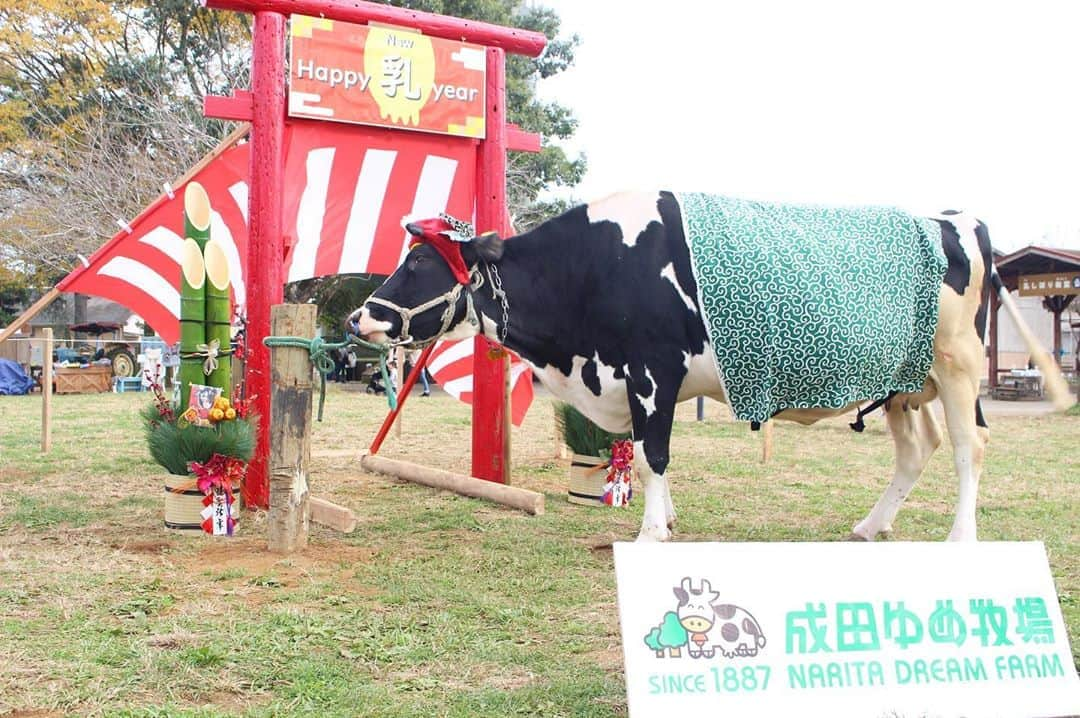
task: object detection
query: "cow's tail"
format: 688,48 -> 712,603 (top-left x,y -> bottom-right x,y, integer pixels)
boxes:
990,270 -> 1074,411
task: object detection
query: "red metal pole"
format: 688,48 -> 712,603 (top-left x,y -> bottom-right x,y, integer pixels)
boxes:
243,11 -> 287,509
471,47 -> 511,484
203,0 -> 547,57
368,343 -> 437,455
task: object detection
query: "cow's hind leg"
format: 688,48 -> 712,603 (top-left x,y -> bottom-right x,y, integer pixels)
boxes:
936,357 -> 989,541
852,398 -> 942,540
627,362 -> 683,542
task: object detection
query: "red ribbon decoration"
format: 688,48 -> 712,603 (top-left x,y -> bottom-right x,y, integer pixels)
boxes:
602,439 -> 634,507
189,453 -> 244,535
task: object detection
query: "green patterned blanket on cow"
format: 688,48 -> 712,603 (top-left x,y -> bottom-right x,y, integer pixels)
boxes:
675,192 -> 947,423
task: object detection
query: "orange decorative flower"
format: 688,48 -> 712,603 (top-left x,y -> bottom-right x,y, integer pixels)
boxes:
225,407 -> 237,420
210,407 -> 225,421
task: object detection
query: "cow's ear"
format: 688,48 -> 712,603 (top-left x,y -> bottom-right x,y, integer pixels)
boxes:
463,231 -> 504,264
673,586 -> 689,605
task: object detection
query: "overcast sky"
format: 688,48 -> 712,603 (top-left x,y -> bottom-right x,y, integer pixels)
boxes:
535,0 -> 1080,252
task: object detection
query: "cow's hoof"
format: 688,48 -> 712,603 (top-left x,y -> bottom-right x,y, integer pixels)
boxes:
666,516 -> 677,531
636,525 -> 673,542
849,518 -> 882,542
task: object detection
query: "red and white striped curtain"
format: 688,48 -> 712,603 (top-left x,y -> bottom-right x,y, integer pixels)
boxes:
56,119 -> 533,424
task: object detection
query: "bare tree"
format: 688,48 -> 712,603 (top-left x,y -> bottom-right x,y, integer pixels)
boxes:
0,89 -> 225,277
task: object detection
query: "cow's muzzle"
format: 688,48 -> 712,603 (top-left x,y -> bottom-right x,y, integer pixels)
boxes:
346,305 -> 392,344
360,281 -> 475,349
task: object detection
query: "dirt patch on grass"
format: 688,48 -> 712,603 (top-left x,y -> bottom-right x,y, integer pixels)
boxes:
167,537 -> 379,613
145,631 -> 201,650
584,645 -> 624,672
111,539 -> 176,555
181,537 -> 375,574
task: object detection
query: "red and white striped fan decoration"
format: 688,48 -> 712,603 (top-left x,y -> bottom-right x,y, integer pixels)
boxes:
56,119 -> 533,424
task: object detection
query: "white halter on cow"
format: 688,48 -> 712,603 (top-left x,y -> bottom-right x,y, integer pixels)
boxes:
349,191 -> 1073,543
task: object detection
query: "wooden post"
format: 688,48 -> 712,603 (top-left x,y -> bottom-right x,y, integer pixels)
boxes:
1052,308 -> 1063,368
41,328 -> 53,453
267,304 -> 314,553
988,293 -> 999,389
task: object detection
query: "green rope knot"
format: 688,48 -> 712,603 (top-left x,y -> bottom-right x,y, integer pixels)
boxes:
262,334 -> 397,420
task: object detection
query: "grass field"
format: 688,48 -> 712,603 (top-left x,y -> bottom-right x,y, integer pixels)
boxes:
0,385 -> 1077,717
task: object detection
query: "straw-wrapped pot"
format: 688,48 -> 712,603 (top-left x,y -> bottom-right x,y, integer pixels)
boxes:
567,453 -> 609,507
163,476 -> 205,532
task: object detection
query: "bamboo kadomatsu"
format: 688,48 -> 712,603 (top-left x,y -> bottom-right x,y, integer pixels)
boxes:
203,238 -> 232,393
178,182 -> 212,413
178,238 -> 206,413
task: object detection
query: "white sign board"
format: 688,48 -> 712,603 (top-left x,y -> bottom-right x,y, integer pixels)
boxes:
614,542 -> 1080,718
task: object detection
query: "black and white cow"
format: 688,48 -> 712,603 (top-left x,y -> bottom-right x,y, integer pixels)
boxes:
349,191 -> 1071,542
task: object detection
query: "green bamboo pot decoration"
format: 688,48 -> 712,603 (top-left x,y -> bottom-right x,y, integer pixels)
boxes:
178,182 -> 211,413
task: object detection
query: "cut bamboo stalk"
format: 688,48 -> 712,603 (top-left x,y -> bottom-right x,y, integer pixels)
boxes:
310,497 -> 357,534
203,238 -> 232,393
184,181 -> 212,247
360,452 -> 545,516
179,181 -> 214,411
178,236 -> 206,413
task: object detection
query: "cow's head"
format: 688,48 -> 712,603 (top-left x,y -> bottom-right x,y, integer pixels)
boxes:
673,577 -> 721,633
347,215 -> 503,348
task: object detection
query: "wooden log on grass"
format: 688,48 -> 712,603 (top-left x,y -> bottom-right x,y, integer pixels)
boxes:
267,304 -> 315,553
360,452 -> 545,516
310,497 -> 358,534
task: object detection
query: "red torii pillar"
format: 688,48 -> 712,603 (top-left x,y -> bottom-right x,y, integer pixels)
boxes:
204,0 -> 546,508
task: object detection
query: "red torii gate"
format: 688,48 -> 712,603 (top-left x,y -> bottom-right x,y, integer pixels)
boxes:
202,0 -> 547,508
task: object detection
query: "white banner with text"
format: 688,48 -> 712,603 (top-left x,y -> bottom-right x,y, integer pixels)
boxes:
614,542 -> 1080,718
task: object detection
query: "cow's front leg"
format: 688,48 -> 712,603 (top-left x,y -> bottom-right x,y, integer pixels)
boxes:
627,362 -> 682,542
663,480 -> 677,530
636,438 -> 671,542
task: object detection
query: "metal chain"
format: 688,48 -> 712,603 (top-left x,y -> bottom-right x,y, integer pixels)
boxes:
488,263 -> 509,345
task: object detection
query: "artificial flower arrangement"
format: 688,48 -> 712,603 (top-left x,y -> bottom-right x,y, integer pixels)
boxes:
141,375 -> 255,535
553,401 -> 634,508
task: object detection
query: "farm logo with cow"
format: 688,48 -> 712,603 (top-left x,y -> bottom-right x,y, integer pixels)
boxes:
643,577 -> 767,660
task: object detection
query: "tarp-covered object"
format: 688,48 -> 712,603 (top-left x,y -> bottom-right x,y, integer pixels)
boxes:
0,358 -> 35,395
678,192 -> 947,423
